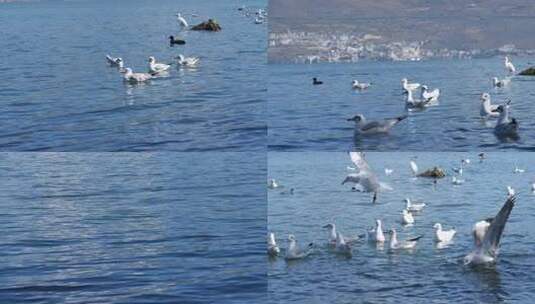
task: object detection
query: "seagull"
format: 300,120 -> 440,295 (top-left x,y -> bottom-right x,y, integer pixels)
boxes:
388,228 -> 422,250
148,56 -> 171,74
492,77 -> 510,88
410,160 -> 419,176
404,198 -> 426,212
341,152 -> 392,203
334,232 -> 352,256
401,78 -> 420,93
505,56 -> 516,74
323,223 -> 363,246
402,209 -> 414,225
480,93 -> 500,118
254,17 -> 264,24
513,166 -> 525,173
384,168 -> 393,176
493,102 -> 519,140
123,68 -> 152,84
420,85 -> 440,102
452,176 -> 464,185
463,159 -> 471,165
352,80 -> 371,90
267,232 -> 280,256
176,54 -> 200,66
405,89 -> 433,109
464,195 -> 516,265
106,55 -> 123,69
452,160 -> 464,176
177,13 -> 189,29
285,234 -> 314,260
347,114 -> 407,135
267,179 -> 279,189
507,186 -> 515,198
312,77 -> 323,85
367,219 -> 386,243
433,223 -> 456,243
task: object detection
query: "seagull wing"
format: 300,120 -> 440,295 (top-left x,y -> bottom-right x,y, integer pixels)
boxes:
349,152 -> 372,173
482,195 -> 516,257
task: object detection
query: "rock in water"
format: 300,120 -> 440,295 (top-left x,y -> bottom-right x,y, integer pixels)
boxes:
519,67 -> 535,76
191,19 -> 222,31
417,167 -> 446,178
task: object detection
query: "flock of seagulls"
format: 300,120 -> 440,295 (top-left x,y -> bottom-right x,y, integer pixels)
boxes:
268,152 -> 528,266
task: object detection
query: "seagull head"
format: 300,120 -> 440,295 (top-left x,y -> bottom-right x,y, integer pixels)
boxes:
433,223 -> 442,230
123,68 -> 132,74
375,219 -> 382,227
116,58 -> 123,63
401,78 -> 408,84
352,80 -> 359,85
287,234 -> 296,242
347,114 -> 364,122
481,93 -> 490,102
322,223 -> 335,229
421,85 -> 428,91
148,56 -> 155,63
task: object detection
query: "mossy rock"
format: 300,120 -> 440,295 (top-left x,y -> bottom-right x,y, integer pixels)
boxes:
191,19 -> 222,32
417,167 -> 446,178
519,67 -> 535,76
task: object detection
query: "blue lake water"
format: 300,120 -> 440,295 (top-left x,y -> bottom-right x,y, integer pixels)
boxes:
268,152 -> 535,303
0,152 -> 266,303
268,59 -> 535,151
0,0 -> 266,151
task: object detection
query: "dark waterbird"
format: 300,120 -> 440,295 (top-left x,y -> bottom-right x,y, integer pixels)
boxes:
169,36 -> 186,45
312,77 -> 323,85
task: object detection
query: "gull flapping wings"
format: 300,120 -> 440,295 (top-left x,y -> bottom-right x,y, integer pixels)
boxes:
481,195 -> 516,257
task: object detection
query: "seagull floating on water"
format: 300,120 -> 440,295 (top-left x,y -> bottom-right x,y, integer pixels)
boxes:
285,234 -> 314,260
267,232 -> 280,256
347,114 -> 407,136
401,78 -> 420,93
405,89 -> 433,110
402,209 -> 414,225
148,56 -> 171,74
334,232 -> 352,256
480,93 -> 500,118
420,85 -> 440,102
368,219 -> 386,243
433,223 -> 456,243
106,55 -> 124,69
267,179 -> 279,189
464,195 -> 516,265
123,68 -> 152,84
341,152 -> 392,203
405,198 -> 426,212
492,77 -> 510,88
323,223 -> 363,246
493,101 -> 519,140
176,54 -> 200,66
388,228 -> 422,250
513,166 -> 525,174
505,56 -> 516,74
352,80 -> 371,90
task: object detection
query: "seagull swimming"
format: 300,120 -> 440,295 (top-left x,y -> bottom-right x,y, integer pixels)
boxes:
405,89 -> 433,110
106,55 -> 123,69
123,68 -> 152,84
388,228 -> 422,250
505,56 -> 516,74
492,77 -> 510,88
267,232 -> 280,256
401,78 -> 420,93
176,54 -> 200,66
285,234 -> 314,260
267,179 -> 279,189
334,232 -> 352,256
177,13 -> 189,29
402,209 -> 414,225
341,152 -> 392,203
464,195 -> 516,265
405,198 -> 426,212
493,102 -> 519,140
367,219 -> 386,243
420,85 -> 440,102
352,80 -> 371,90
452,176 -> 464,185
323,223 -> 363,246
480,93 -> 500,118
347,114 -> 407,135
148,56 -> 171,74
513,166 -> 525,174
433,223 -> 456,243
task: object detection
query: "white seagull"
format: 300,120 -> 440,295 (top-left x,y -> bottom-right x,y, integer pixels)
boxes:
493,102 -> 519,140
480,93 -> 500,118
347,114 -> 407,135
106,55 -> 124,69
176,54 -> 200,67
388,228 -> 422,250
433,223 -> 456,243
267,232 -> 280,256
267,179 -> 279,189
410,160 -> 419,176
384,168 -> 393,176
401,78 -> 420,93
323,223 -> 362,246
402,209 -> 414,225
404,198 -> 426,212
176,13 -> 189,29
123,68 -> 152,84
334,232 -> 352,256
504,56 -> 516,74
367,219 -> 386,243
492,77 -> 510,88
513,166 -> 525,174
405,89 -> 433,109
420,85 -> 440,102
148,56 -> 171,74
352,80 -> 371,90
285,234 -> 314,260
464,195 -> 516,265
341,152 -> 392,203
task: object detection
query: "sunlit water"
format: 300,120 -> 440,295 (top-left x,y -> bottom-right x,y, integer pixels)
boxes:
268,152 -> 535,303
0,0 -> 266,151
0,152 -> 266,303
268,59 -> 535,151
